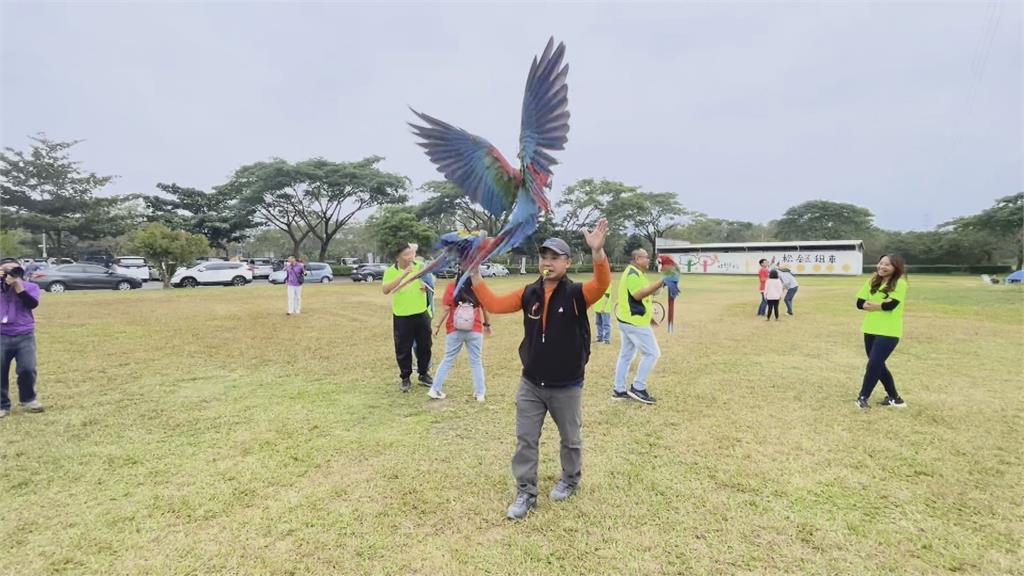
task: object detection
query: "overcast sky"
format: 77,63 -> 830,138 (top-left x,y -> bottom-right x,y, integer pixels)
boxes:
2,1 -> 1020,231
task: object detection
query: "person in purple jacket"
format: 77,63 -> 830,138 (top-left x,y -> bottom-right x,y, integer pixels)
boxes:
0,258 -> 44,417
285,256 -> 305,315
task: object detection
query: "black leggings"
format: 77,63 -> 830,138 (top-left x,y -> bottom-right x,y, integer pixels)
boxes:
765,299 -> 780,320
859,333 -> 900,399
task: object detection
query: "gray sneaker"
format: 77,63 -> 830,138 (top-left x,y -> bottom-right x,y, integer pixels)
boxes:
21,400 -> 44,413
505,491 -> 537,520
549,480 -> 577,502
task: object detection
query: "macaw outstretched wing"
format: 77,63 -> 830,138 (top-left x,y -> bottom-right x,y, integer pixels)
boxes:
518,37 -> 570,210
391,230 -> 489,293
409,109 -> 519,219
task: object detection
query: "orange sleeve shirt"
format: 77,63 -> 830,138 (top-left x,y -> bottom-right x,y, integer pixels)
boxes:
473,258 -> 611,328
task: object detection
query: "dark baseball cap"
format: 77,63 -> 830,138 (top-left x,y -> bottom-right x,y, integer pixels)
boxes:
539,238 -> 571,257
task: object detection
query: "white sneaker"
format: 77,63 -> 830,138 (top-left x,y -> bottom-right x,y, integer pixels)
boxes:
21,400 -> 44,413
0,409 -> 9,418
427,389 -> 446,400
475,394 -> 485,402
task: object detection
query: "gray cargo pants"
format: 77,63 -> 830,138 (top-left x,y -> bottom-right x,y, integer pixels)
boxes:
511,376 -> 583,496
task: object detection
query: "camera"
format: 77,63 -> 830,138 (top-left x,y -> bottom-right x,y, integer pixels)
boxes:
1,266 -> 25,282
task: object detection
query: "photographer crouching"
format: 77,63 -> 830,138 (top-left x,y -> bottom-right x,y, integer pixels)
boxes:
0,258 -> 44,418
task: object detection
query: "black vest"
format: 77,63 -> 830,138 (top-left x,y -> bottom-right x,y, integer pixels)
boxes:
518,276 -> 591,387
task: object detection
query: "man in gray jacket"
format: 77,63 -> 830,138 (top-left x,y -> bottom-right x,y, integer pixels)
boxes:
778,265 -> 799,316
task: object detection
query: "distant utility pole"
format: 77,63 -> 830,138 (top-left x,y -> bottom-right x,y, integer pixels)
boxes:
40,232 -> 47,258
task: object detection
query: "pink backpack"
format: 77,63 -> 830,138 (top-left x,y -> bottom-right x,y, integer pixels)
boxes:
452,302 -> 476,331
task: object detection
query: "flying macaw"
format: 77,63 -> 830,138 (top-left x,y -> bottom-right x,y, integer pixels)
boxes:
394,37 -> 570,293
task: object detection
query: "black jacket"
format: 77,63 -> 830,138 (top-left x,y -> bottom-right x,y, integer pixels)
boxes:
518,276 -> 591,387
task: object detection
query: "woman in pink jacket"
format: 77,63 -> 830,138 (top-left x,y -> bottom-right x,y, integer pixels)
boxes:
763,269 -> 784,321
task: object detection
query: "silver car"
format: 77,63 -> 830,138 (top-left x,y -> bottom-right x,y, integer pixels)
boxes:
268,262 -> 334,284
479,263 -> 509,277
111,256 -> 151,283
247,257 -> 274,279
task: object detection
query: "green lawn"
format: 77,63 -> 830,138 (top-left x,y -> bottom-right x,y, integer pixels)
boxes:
1,275 -> 1021,575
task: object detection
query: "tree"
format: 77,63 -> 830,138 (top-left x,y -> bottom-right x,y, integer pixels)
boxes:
293,157 -> 408,260
224,157 -> 407,259
0,228 -> 35,258
943,193 -> 1024,268
0,134 -> 125,257
667,213 -> 772,244
556,179 -> 640,259
366,206 -> 436,262
129,223 -> 210,288
615,191 -> 689,257
557,179 -> 638,234
323,221 -> 376,262
143,183 -> 254,257
415,180 -> 508,236
224,159 -> 320,258
621,233 -> 646,259
556,179 -> 687,260
774,200 -> 875,241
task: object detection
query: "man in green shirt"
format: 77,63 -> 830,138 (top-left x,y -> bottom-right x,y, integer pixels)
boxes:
612,248 -> 664,404
382,243 -> 433,392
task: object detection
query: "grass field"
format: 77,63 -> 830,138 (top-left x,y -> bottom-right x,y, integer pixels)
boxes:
1,274 -> 1021,575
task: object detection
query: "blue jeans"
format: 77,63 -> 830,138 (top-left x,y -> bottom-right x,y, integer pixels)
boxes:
431,330 -> 485,396
784,287 -> 798,314
613,322 -> 661,392
594,312 -> 611,342
757,292 -> 767,316
1,332 -> 37,411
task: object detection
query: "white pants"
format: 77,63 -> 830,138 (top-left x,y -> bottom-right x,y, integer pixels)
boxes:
287,285 -> 302,314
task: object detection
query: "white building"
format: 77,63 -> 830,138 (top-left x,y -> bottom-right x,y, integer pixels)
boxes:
655,239 -> 864,275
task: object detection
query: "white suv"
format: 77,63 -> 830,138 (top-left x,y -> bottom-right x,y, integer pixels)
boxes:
246,258 -> 273,279
111,256 -> 151,283
479,263 -> 509,277
171,261 -> 253,288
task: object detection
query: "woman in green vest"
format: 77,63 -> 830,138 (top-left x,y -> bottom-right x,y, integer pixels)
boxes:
855,254 -> 909,409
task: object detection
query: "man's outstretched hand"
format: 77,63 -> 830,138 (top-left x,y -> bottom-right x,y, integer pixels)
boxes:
584,218 -> 609,257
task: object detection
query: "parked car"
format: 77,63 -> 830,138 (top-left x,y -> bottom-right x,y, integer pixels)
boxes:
28,264 -> 143,293
268,262 -> 334,284
81,257 -> 112,267
246,257 -> 274,279
304,262 -> 333,283
479,263 -> 509,277
23,261 -> 50,276
350,263 -> 387,282
338,257 -> 361,266
170,261 -> 253,288
46,258 -> 75,265
435,266 -> 459,279
110,256 -> 152,283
